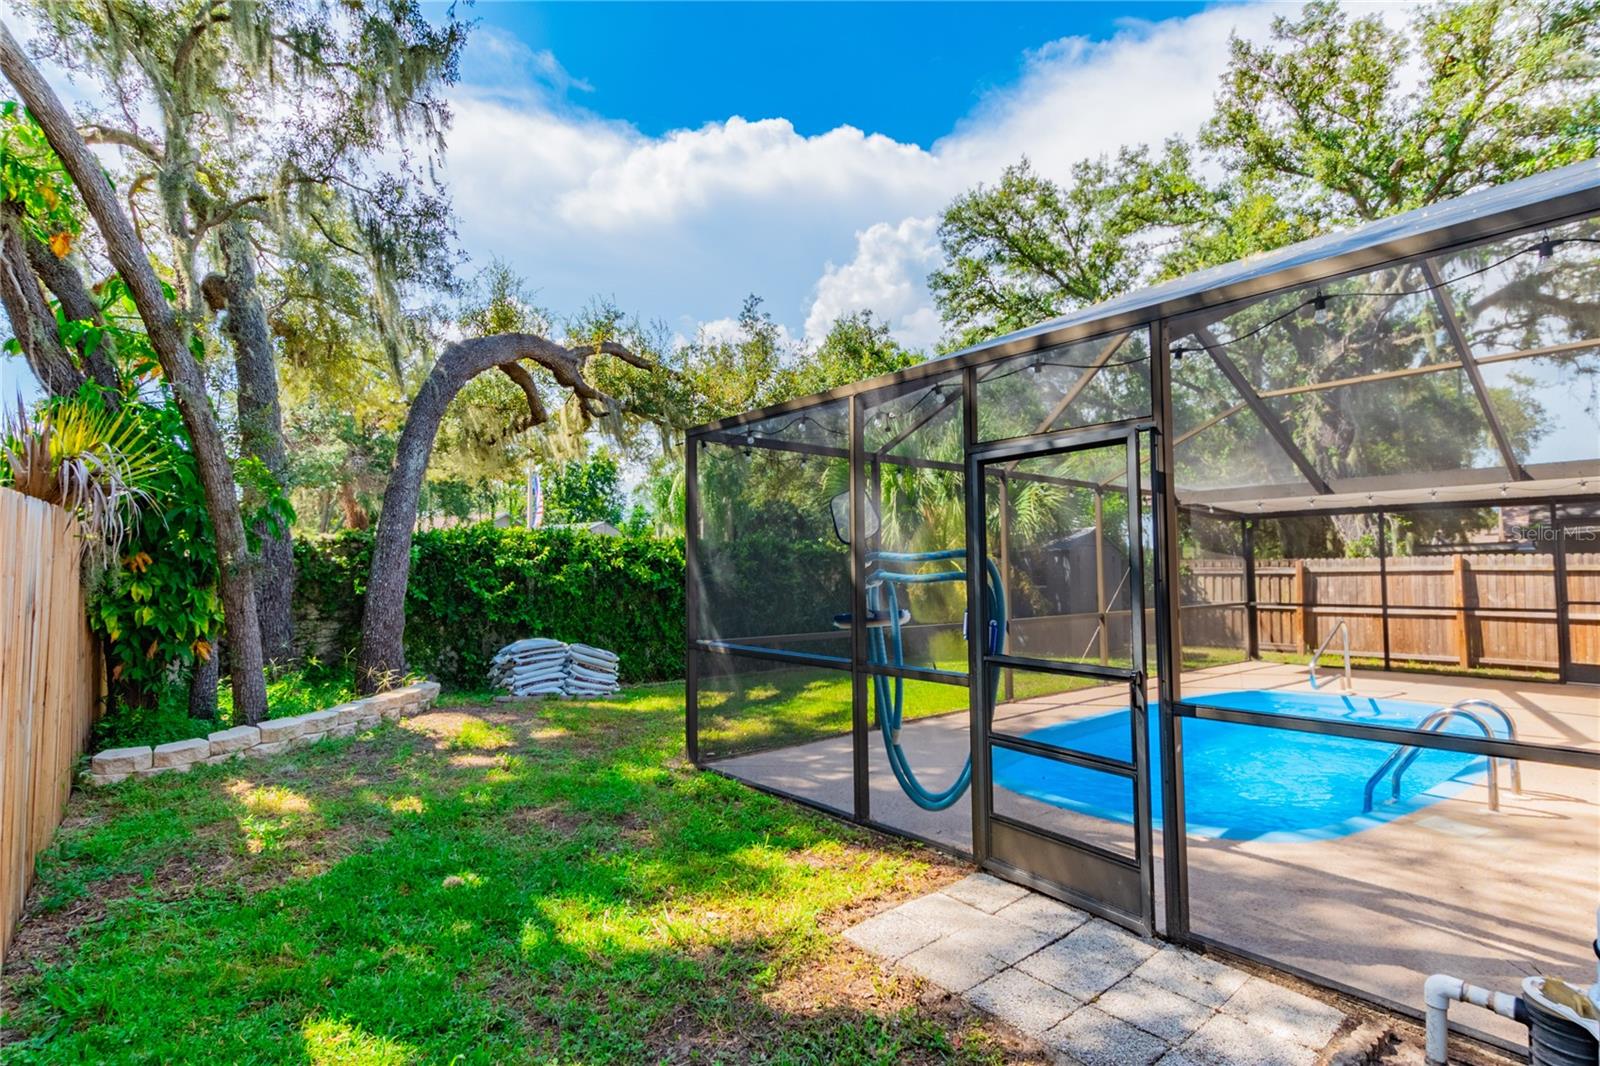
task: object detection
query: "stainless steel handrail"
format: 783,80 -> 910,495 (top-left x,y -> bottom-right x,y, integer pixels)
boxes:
1361,699 -> 1522,814
1309,620 -> 1351,691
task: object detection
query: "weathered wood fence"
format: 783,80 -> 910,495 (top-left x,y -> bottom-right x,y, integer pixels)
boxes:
1184,552 -> 1600,672
1,488 -> 101,969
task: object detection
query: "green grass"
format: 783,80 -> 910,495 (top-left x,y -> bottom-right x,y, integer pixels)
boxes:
698,646 -> 1246,761
1259,650 -> 1557,683
2,684 -> 1016,1065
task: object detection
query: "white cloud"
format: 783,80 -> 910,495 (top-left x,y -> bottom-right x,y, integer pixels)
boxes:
693,315 -> 797,351
442,3 -> 1284,352
2,2 -> 1286,390
804,217 -> 943,350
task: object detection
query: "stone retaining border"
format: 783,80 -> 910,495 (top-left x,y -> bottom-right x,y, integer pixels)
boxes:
82,681 -> 442,787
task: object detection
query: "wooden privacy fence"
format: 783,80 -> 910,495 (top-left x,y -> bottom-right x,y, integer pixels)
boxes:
0,488 -> 101,969
1184,552 -> 1600,672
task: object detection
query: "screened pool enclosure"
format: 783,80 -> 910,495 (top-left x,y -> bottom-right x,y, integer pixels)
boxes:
684,161 -> 1600,1050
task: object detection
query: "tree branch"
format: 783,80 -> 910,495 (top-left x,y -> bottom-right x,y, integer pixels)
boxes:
79,123 -> 162,162
497,361 -> 548,429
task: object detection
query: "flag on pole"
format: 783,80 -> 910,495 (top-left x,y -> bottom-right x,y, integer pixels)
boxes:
529,469 -> 545,528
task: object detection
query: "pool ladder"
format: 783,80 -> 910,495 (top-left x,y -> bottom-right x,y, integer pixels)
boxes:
1361,699 -> 1522,814
1308,620 -> 1352,691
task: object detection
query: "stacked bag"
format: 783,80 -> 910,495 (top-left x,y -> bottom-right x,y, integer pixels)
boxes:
489,638 -> 622,698
566,643 -> 621,697
489,638 -> 571,696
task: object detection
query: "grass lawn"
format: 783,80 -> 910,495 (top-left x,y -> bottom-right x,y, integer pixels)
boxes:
0,685 -> 1042,1065
698,647 -> 1247,761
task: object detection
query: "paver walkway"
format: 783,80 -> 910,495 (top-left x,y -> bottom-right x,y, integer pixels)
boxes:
845,874 -> 1349,1066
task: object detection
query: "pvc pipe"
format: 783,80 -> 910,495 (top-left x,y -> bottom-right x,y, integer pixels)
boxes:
1424,974 -> 1525,1065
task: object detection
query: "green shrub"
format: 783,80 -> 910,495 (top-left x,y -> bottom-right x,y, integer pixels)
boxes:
294,525 -> 686,688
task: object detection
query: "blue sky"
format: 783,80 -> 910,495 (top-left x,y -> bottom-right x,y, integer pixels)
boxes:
445,2 -> 1210,148
4,1 -> 1280,401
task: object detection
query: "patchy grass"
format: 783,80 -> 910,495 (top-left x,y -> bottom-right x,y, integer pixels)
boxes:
2,683 -> 1030,1064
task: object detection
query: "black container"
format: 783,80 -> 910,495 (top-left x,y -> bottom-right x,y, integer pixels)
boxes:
1525,988 -> 1599,1066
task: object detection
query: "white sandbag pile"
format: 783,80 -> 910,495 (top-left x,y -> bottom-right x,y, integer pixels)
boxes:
489,638 -> 621,698
490,638 -> 570,696
566,643 -> 620,697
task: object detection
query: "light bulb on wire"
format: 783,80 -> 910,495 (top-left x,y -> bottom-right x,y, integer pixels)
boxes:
1535,236 -> 1556,274
1312,293 -> 1330,326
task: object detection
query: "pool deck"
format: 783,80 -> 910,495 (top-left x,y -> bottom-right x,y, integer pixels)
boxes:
710,661 -> 1600,1047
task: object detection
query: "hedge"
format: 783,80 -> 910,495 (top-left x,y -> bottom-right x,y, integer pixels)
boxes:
294,525 -> 686,688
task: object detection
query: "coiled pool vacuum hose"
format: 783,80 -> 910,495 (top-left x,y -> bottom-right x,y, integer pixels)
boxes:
850,549 -> 1004,811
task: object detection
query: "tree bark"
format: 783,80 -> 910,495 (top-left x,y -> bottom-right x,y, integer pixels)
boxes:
0,19 -> 271,723
213,219 -> 296,664
23,233 -> 120,396
0,202 -> 84,397
188,642 -> 219,720
354,333 -> 643,692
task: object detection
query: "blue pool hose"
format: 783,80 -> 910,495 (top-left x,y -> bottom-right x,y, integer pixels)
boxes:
861,549 -> 1004,811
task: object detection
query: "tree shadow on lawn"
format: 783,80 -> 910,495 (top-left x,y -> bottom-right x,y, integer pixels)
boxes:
1,700 -> 1031,1064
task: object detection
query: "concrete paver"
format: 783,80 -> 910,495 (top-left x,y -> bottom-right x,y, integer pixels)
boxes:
841,874 -> 1350,1064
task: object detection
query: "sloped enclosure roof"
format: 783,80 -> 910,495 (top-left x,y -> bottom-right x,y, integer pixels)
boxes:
693,161 -> 1600,514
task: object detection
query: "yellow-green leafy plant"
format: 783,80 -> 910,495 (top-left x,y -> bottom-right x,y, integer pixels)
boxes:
1,393 -> 169,566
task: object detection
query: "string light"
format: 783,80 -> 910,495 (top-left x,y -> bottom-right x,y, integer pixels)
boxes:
1535,235 -> 1556,273
1166,235 -> 1593,360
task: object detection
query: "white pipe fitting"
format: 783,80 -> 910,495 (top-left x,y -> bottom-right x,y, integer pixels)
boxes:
1424,974 -> 1524,1064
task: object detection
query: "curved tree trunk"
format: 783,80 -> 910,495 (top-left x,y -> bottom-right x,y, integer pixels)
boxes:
25,234 -> 120,398
354,333 -> 643,693
0,20 -> 270,723
0,202 -> 83,397
214,219 -> 296,664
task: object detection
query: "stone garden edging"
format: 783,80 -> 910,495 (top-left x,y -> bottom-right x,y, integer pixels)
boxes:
82,681 -> 442,787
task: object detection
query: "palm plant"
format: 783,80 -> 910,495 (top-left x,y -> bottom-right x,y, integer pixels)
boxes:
1,394 -> 168,566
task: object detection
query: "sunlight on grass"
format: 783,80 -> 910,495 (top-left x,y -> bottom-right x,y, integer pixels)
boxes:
8,681 -> 1007,1064
229,781 -> 313,815
301,1016 -> 414,1066
387,795 -> 425,815
446,719 -> 514,751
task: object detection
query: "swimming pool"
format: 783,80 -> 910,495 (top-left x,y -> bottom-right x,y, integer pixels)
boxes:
991,690 -> 1498,842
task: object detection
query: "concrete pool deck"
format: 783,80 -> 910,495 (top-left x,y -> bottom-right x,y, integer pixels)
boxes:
711,661 -> 1600,1047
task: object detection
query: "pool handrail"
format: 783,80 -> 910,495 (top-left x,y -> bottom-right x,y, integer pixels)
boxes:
1308,620 -> 1352,691
1388,701 -> 1522,798
1361,702 -> 1515,814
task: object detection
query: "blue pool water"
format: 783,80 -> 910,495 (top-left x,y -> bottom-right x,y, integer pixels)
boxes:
990,690 -> 1496,843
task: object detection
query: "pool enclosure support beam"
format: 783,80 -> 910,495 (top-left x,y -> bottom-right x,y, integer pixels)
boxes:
1552,501 -> 1573,685
962,364 -> 994,866
1126,428 -> 1156,935
1177,702 -> 1600,769
1242,518 -> 1259,660
849,394 -> 871,822
1191,324 -> 1333,496
1151,320 -> 1191,942
1096,491 -> 1110,666
1418,259 -> 1530,481
1034,332 -> 1132,436
684,431 -> 702,765
999,472 -> 1015,701
1377,512 -> 1393,670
